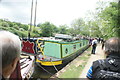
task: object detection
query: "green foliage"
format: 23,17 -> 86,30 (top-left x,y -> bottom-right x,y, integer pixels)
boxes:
52,25 -> 59,33
83,1 -> 119,39
70,18 -> 90,36
0,19 -> 30,37
13,24 -> 19,30
40,22 -> 54,37
89,21 -> 103,37
59,25 -> 68,34
37,23 -> 41,27
1,22 -> 9,27
20,24 -> 29,30
98,1 -> 119,38
67,28 -> 76,36
0,19 -> 59,38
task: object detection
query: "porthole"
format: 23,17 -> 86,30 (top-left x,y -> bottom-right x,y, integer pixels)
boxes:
65,48 -> 68,54
73,45 -> 76,49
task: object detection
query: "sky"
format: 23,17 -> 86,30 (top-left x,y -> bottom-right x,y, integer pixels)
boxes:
0,0 -> 110,27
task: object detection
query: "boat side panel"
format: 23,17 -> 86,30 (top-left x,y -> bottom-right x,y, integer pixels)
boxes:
76,42 -> 81,50
61,40 -> 89,58
62,44 -> 73,58
22,39 -> 37,55
44,42 -> 61,58
61,41 -> 82,58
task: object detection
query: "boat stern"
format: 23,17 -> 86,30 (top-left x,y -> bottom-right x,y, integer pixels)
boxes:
36,54 -> 62,66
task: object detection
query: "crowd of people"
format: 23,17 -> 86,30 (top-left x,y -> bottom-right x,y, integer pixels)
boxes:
0,30 -> 120,80
89,37 -> 105,55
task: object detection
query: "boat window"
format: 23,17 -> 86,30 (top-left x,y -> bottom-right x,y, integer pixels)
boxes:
73,45 -> 76,49
65,48 -> 68,54
80,43 -> 81,47
83,42 -> 85,46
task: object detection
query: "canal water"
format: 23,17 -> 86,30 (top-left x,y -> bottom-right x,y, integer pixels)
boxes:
32,62 -> 68,78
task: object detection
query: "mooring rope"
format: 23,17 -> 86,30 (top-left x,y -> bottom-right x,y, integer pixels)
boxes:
50,60 -> 59,72
36,63 -> 60,80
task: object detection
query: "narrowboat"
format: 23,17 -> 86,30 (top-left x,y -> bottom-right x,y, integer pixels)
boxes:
35,39 -> 89,66
10,53 -> 35,79
20,53 -> 34,79
21,35 -> 89,66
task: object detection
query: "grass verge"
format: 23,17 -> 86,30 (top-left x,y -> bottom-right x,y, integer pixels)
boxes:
58,47 -> 91,78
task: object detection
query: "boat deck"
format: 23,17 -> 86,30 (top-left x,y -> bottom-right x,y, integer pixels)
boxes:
37,54 -> 61,61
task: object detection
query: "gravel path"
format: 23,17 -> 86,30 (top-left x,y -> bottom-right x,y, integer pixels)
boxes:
79,44 -> 105,78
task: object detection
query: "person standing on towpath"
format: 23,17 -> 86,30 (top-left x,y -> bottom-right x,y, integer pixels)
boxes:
91,38 -> 98,54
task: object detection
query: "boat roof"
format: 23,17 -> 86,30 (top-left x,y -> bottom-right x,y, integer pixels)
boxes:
55,34 -> 72,39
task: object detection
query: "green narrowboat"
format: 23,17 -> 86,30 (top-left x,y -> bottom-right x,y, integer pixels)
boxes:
35,38 -> 89,66
22,37 -> 89,66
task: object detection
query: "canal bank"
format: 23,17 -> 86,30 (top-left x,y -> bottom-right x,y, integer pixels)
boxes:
51,47 -> 91,78
79,44 -> 105,78
51,44 -> 104,78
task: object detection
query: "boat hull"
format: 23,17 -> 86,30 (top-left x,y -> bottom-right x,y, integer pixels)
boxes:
36,45 -> 89,66
36,59 -> 62,66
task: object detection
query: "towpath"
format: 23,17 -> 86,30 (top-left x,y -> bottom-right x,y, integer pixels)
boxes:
79,44 -> 105,78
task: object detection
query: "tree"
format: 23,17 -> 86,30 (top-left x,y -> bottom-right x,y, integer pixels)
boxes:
40,22 -> 54,37
58,25 -> 68,34
90,21 -> 103,37
52,25 -> 59,33
98,1 -> 120,38
67,28 -> 76,36
20,24 -> 29,31
70,18 -> 86,36
1,22 -> 9,27
37,23 -> 41,27
83,1 -> 119,39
